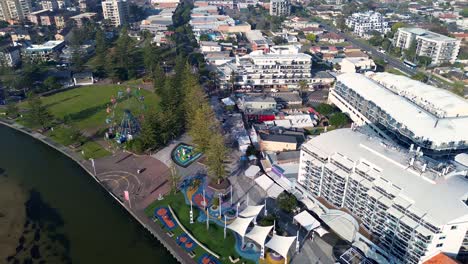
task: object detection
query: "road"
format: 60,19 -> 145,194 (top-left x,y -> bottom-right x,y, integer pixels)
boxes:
320,23 -> 417,75
319,23 -> 448,89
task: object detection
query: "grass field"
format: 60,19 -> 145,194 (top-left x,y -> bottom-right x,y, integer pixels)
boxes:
15,82 -> 159,159
37,84 -> 160,132
145,193 -> 254,264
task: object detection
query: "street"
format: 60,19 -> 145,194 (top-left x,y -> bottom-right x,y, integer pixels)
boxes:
319,23 -> 448,89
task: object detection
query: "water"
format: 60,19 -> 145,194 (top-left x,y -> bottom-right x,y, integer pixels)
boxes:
0,125 -> 177,264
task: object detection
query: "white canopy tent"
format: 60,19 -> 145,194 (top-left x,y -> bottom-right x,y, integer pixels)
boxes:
314,227 -> 329,237
255,174 -> 274,191
267,183 -> 284,199
321,209 -> 359,243
245,165 -> 261,178
353,241 -> 390,264
293,211 -> 320,232
245,225 -> 274,258
227,216 -> 255,243
239,205 -> 264,218
265,234 -> 297,263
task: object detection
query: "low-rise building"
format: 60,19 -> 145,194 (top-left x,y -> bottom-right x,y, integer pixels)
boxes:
339,57 -> 376,73
200,41 -> 221,53
238,96 -> 277,111
394,28 -> 461,65
346,11 -> 390,37
24,40 -> 64,62
319,32 -> 345,43
70,12 -> 97,27
259,133 -> 297,152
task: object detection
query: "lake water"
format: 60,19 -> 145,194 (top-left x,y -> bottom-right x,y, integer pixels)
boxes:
0,125 -> 177,264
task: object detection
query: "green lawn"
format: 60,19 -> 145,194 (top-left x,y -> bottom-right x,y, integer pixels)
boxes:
386,68 -> 409,76
28,83 -> 159,131
145,193 -> 254,264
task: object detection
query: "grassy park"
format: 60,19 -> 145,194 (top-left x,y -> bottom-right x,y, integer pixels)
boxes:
145,192 -> 254,264
13,82 -> 160,158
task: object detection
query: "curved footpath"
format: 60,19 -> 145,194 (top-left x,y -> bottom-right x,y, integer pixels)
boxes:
0,119 -> 195,264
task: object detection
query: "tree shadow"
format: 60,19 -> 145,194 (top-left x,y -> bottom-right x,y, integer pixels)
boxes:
43,95 -> 81,109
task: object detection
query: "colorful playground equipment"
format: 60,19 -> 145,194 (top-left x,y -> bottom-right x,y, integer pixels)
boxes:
198,253 -> 221,264
116,109 -> 140,144
155,207 -> 177,230
104,87 -> 144,144
176,233 -> 197,252
171,143 -> 202,167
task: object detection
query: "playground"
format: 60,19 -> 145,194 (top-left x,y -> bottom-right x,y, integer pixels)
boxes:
171,143 -> 203,167
146,174 -> 294,264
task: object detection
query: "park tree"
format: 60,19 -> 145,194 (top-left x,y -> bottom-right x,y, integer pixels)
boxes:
272,36 -> 288,45
277,192 -> 298,213
329,112 -> 349,128
27,94 -> 53,129
199,34 -> 210,41
417,56 -> 432,67
315,103 -> 335,116
411,72 -> 428,82
43,76 -> 61,91
189,103 -> 215,152
169,163 -> 181,194
139,109 -> 159,150
452,82 -> 465,97
5,102 -> 19,118
306,33 -> 316,43
462,8 -> 468,18
153,64 -> 166,93
94,28 -> 107,77
205,132 -> 228,184
143,41 -> 159,76
298,80 -> 308,98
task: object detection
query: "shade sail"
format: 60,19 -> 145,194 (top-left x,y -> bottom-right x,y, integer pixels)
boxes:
239,205 -> 264,218
265,234 -> 296,259
267,183 -> 284,199
245,165 -> 261,178
314,227 -> 329,237
245,225 -> 273,247
227,216 -> 255,237
294,211 -> 320,231
321,209 -> 359,242
255,174 -> 274,191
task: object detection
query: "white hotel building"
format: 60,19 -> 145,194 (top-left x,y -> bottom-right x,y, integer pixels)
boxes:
345,11 -> 390,38
394,28 -> 461,65
328,72 -> 468,159
230,45 -> 312,90
298,128 -> 468,264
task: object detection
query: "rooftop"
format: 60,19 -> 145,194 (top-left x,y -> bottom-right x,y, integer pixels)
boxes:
399,27 -> 458,42
336,73 -> 468,147
303,128 -> 468,225
260,133 -> 297,144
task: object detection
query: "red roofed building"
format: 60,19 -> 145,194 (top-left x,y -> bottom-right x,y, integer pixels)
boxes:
422,252 -> 461,264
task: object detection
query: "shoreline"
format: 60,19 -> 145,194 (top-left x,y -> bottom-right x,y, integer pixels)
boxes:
0,119 -> 194,264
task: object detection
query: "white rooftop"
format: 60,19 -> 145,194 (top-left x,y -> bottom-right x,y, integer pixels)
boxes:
337,73 -> 468,147
400,27 -> 458,42
302,128 -> 468,225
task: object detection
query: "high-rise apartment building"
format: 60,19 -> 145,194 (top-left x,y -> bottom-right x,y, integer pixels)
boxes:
0,0 -> 32,22
102,0 -> 129,27
269,0 -> 290,17
345,11 -> 390,37
394,27 -> 461,65
298,128 -> 468,264
328,72 -> 468,159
